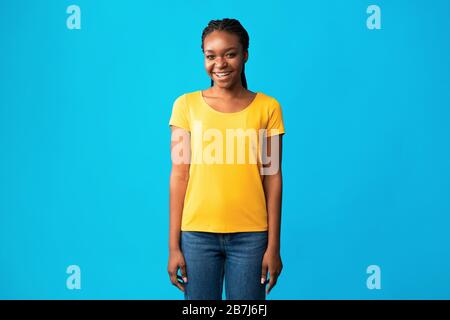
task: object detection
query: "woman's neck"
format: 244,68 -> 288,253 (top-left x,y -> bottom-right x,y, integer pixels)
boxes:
209,84 -> 247,99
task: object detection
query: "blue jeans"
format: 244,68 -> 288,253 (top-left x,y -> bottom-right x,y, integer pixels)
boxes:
180,230 -> 268,300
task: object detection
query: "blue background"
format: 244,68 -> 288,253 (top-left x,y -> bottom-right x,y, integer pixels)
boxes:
1,0 -> 449,299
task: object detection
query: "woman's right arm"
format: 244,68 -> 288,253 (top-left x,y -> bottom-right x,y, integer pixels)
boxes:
168,125 -> 191,292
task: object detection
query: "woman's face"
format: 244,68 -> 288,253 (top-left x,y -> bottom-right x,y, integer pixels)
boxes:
203,30 -> 248,89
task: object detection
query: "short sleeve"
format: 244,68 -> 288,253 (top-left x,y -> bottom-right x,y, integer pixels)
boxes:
266,98 -> 285,137
169,94 -> 190,131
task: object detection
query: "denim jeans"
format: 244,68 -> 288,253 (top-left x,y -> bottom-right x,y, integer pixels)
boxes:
180,230 -> 268,300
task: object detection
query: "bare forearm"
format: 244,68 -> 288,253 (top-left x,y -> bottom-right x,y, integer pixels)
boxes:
169,173 -> 189,251
263,172 -> 282,253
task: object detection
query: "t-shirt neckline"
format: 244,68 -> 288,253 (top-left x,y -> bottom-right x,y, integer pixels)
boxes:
199,90 -> 259,115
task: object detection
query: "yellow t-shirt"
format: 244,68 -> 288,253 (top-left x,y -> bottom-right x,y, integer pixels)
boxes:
169,90 -> 285,233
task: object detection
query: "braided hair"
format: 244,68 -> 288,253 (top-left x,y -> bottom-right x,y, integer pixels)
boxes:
201,18 -> 249,89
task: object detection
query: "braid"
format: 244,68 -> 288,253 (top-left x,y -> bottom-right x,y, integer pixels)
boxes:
201,18 -> 249,89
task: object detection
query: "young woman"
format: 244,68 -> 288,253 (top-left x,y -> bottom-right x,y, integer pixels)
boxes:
167,18 -> 285,300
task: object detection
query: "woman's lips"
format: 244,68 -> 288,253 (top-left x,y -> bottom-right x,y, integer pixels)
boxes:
213,71 -> 232,80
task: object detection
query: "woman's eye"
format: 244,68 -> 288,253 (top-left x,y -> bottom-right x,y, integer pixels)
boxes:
206,53 -> 235,60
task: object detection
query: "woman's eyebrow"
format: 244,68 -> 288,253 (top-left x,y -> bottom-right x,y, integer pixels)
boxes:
204,47 -> 237,53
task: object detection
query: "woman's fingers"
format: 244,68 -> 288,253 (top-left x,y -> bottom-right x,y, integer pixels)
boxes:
169,269 -> 185,292
180,262 -> 188,283
261,264 -> 268,285
168,252 -> 188,292
266,270 -> 280,295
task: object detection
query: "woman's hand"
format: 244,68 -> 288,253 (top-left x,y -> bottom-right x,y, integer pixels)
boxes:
261,248 -> 283,295
167,248 -> 188,292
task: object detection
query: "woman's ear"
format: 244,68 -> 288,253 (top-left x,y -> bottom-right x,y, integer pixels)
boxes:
243,51 -> 249,63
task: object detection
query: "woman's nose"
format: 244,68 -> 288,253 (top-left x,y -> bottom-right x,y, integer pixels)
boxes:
215,57 -> 227,67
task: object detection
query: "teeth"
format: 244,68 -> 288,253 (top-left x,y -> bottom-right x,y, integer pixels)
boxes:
215,72 -> 231,77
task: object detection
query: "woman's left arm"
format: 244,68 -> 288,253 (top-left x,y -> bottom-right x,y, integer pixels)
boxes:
261,134 -> 284,295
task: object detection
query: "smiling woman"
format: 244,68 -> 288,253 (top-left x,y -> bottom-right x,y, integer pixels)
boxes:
202,20 -> 249,90
168,18 -> 286,301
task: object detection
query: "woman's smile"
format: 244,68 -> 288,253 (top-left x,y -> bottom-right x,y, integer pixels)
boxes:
213,71 -> 233,80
